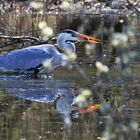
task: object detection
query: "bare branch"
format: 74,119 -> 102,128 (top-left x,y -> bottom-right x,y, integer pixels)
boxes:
0,34 -> 56,49
0,35 -> 41,42
126,0 -> 140,15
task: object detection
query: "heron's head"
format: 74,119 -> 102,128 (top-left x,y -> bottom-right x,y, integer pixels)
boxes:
57,29 -> 101,55
60,29 -> 101,44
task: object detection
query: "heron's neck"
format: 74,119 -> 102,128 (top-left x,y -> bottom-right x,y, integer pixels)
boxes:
57,36 -> 76,54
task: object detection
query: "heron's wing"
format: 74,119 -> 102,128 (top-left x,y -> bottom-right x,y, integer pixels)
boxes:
2,45 -> 56,71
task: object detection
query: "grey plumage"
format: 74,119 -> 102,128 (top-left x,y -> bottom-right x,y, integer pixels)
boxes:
0,29 -> 100,74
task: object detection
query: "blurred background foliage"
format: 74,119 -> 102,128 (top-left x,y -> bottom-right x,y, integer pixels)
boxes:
0,0 -> 140,140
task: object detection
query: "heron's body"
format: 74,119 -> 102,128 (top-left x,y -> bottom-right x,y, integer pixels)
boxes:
0,29 -> 100,74
0,44 -> 63,73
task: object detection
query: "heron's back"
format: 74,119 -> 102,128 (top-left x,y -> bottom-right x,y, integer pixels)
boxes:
0,44 -> 62,73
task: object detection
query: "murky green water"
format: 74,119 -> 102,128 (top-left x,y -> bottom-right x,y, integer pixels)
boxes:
0,13 -> 140,140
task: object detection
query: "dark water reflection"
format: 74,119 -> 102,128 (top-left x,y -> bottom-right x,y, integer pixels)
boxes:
0,75 -> 100,140
0,13 -> 140,140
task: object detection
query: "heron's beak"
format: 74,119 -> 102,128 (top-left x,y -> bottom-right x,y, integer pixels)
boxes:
76,33 -> 101,44
76,104 -> 100,113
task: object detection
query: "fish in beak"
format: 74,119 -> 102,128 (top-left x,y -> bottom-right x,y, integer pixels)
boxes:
75,33 -> 101,44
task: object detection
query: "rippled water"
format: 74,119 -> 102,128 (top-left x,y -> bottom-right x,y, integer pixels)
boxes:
0,14 -> 140,140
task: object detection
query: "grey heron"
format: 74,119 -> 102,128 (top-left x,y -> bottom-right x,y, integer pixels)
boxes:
0,29 -> 100,74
